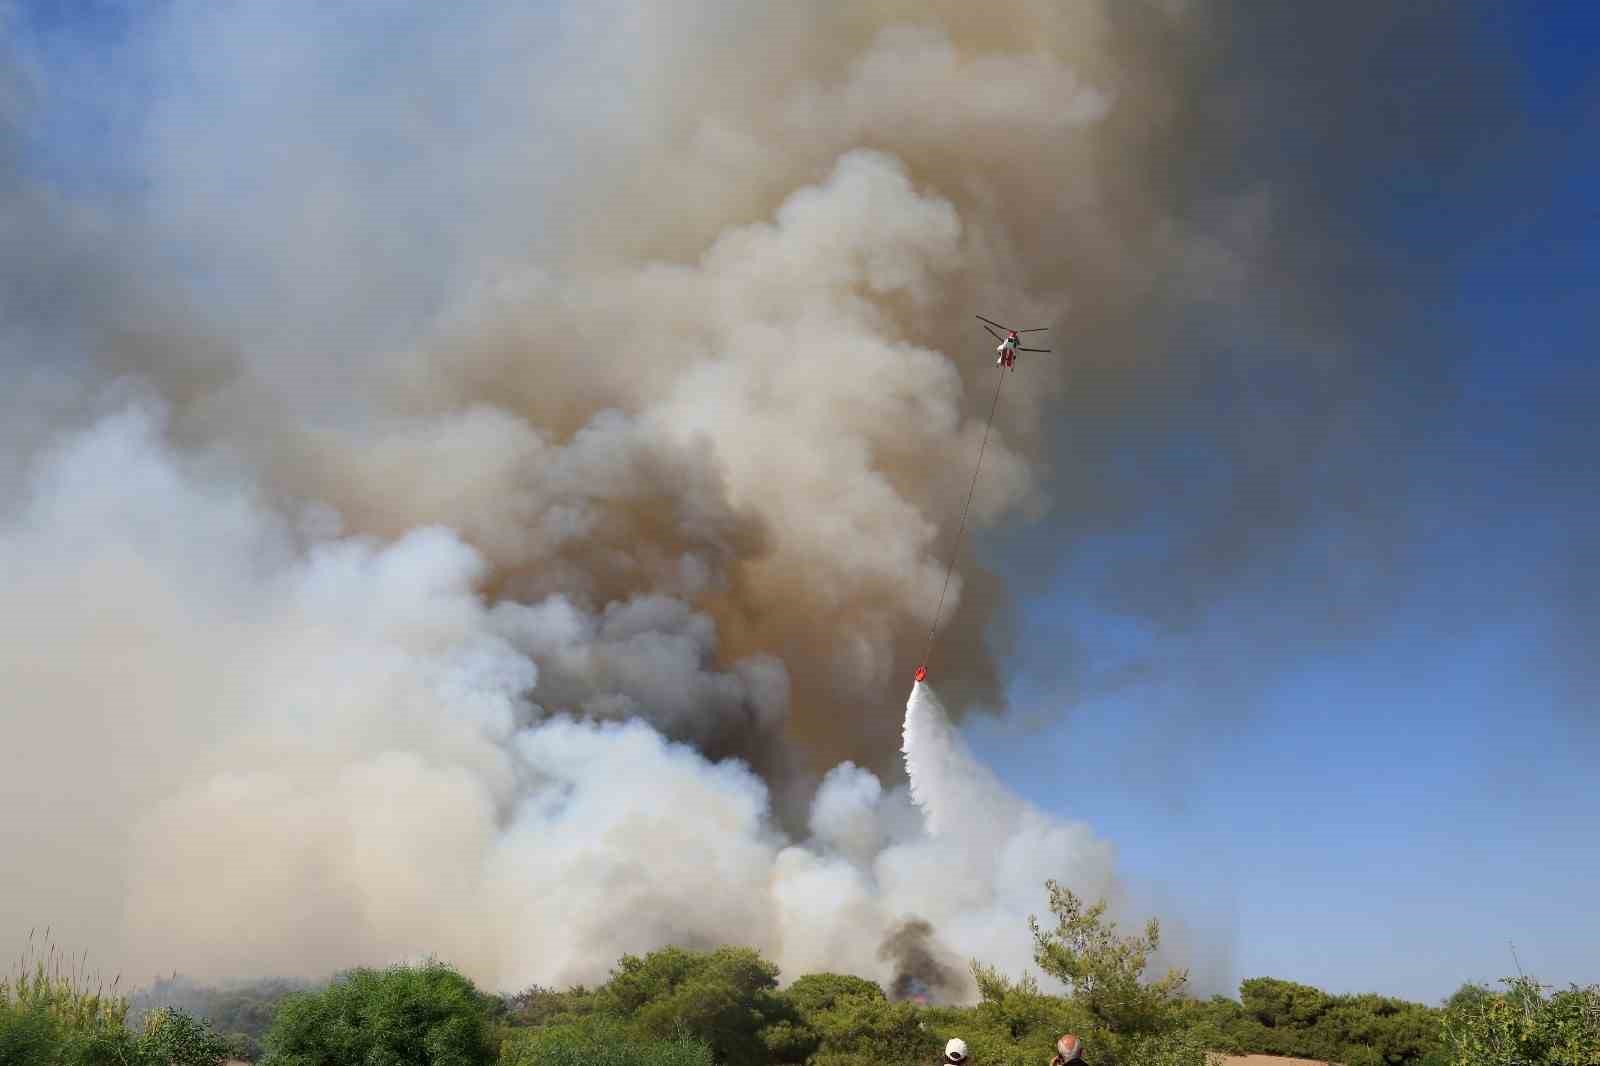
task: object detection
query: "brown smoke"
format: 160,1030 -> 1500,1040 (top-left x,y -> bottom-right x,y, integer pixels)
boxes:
30,1 -> 1217,801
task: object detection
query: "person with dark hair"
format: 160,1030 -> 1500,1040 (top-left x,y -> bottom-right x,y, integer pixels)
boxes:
1049,1033 -> 1085,1065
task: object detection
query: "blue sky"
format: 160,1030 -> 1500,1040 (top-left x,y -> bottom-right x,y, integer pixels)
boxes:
11,1 -> 1596,1008
969,2 -> 1600,1004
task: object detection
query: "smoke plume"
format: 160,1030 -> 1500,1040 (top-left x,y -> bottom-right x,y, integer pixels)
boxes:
0,0 -> 1132,991
0,0 -> 1558,999
879,918 -> 968,1005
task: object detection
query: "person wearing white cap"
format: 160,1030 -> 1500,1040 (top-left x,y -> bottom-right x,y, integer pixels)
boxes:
943,1038 -> 970,1066
1049,1033 -> 1085,1064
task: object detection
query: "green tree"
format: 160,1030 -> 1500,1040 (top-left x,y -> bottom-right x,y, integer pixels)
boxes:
1028,880 -> 1190,1040
594,946 -> 800,1066
1327,993 -> 1447,1066
1443,982 -> 1493,1014
260,961 -> 497,1066
783,976 -> 931,1066
1239,977 -> 1329,1030
780,974 -> 885,1018
1179,975 -> 1451,1065
222,1030 -> 263,1062
504,984 -> 598,1029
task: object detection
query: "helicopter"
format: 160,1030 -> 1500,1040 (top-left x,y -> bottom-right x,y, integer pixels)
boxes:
913,313 -> 1059,689
976,314 -> 1050,370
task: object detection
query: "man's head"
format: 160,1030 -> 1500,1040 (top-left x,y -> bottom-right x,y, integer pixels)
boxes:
1055,1034 -> 1083,1062
944,1038 -> 969,1065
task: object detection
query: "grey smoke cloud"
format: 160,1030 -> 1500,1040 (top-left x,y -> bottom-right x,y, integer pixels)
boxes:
879,918 -> 966,1004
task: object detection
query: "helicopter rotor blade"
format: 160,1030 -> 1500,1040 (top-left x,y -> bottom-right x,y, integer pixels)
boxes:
975,314 -> 1009,331
981,324 -> 1004,341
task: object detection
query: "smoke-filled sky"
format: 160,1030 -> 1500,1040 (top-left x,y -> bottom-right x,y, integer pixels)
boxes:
2,0 -> 1596,1006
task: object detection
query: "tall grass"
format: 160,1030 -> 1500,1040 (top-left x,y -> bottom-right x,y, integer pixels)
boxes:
0,926 -> 129,1032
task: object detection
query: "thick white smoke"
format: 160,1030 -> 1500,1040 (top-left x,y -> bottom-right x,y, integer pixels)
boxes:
0,398 -> 1115,992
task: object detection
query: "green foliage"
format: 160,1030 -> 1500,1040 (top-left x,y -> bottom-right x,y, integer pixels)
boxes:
2,933 -> 129,1034
1171,995 -> 1242,1054
1,934 -> 129,1066
138,1007 -> 234,1066
1439,975 -> 1600,1065
0,934 -> 231,1066
131,973 -> 308,1043
0,998 -> 60,1066
593,946 -> 800,1066
1183,977 -> 1449,1065
505,984 -> 599,1029
12,898 -> 1593,1066
499,1017 -> 713,1066
260,960 -> 497,1066
1443,981 -> 1493,1013
1240,976 -> 1329,1029
924,964 -> 1088,1066
780,973 -> 930,1066
130,975 -> 310,1060
778,975 -> 884,1017
223,1030 -> 263,1062
1111,1028 -> 1214,1066
0,928 -> 222,1056
1028,880 -> 1190,1038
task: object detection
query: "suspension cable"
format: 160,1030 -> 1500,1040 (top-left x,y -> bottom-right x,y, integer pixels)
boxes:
918,362 -> 1007,678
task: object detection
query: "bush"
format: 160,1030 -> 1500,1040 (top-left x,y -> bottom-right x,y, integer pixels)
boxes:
923,965 -> 1089,1066
222,1030 -> 264,1061
0,980 -> 230,1066
1112,1028 -> 1214,1066
505,984 -> 599,1029
782,975 -> 931,1066
138,1007 -> 235,1066
779,974 -> 885,1018
129,974 -> 310,1058
1439,975 -> 1600,1065
1182,976 -> 1448,1064
260,960 -> 498,1066
499,1018 -> 713,1066
593,946 -> 801,1066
